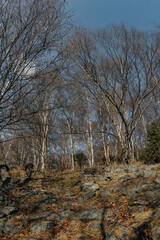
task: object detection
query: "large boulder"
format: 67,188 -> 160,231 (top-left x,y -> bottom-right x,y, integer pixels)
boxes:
80,181 -> 100,192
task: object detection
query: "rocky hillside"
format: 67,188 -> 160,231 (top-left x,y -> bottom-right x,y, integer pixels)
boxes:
0,158 -> 160,240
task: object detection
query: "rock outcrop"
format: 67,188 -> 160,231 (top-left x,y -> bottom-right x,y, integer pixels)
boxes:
0,159 -> 159,239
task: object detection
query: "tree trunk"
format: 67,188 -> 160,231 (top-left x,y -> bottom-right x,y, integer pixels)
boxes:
89,118 -> 94,166
87,93 -> 94,166
102,125 -> 110,164
41,137 -> 47,171
83,131 -> 91,167
69,132 -> 75,170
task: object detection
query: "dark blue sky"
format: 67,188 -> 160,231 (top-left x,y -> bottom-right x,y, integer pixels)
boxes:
66,0 -> 160,30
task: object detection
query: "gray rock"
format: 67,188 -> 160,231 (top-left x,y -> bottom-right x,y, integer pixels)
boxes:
126,182 -> 146,196
118,175 -> 131,181
143,170 -> 156,178
130,206 -> 146,213
2,222 -> 23,234
98,190 -> 111,198
113,168 -> 124,173
0,216 -> 23,235
143,189 -> 160,201
0,206 -> 17,217
82,191 -> 96,200
128,165 -> 139,173
74,208 -> 104,220
143,165 -> 156,171
104,166 -> 112,172
47,210 -> 71,221
154,178 -> 160,185
81,181 -> 100,192
99,174 -> 112,181
29,220 -> 56,233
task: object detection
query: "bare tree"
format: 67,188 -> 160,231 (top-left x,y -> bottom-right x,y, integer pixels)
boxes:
0,0 -> 69,131
19,71 -> 66,170
67,25 -> 160,163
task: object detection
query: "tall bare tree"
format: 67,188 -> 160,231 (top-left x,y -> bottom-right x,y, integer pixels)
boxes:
0,0 -> 68,131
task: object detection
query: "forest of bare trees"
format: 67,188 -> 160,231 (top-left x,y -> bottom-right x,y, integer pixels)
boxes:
0,1 -> 160,171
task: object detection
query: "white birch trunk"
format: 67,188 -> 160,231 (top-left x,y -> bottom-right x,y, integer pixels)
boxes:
102,129 -> 107,161
40,109 -> 49,172
64,112 -> 75,171
41,138 -> 46,171
83,131 -> 91,167
86,92 -> 94,166
89,117 -> 94,166
106,122 -> 110,163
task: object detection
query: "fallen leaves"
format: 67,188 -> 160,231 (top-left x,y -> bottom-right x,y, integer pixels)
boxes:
115,229 -> 120,235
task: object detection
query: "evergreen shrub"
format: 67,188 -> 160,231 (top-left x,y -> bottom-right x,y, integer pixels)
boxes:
139,121 -> 160,164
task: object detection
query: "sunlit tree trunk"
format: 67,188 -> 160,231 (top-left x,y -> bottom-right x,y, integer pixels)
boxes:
64,111 -> 75,170
40,111 -> 49,171
86,93 -> 95,166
